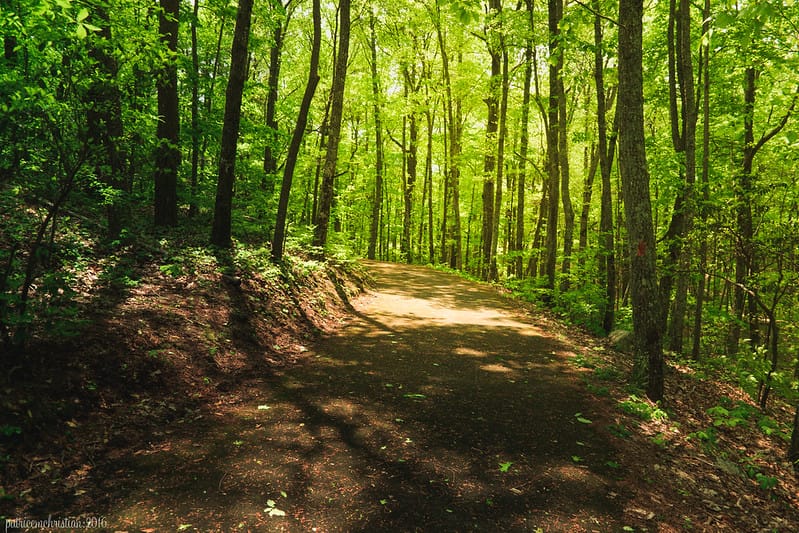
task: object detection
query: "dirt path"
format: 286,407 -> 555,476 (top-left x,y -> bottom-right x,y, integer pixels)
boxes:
104,262 -> 627,532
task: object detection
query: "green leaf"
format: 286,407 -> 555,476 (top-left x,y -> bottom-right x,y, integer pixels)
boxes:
76,7 -> 89,22
403,393 -> 426,399
571,455 -> 583,463
76,24 -> 87,39
267,507 -> 286,517
575,413 -> 592,424
499,461 -> 513,472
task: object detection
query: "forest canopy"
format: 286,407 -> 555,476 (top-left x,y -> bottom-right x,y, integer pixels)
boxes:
1,0 -> 798,462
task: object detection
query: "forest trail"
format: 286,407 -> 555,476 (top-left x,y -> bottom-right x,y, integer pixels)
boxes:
104,261 -> 628,531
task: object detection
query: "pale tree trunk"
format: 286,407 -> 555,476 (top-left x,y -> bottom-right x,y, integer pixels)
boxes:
515,0 -> 534,278
211,0 -> 254,248
594,0 -> 618,334
691,0 -> 711,360
618,0 -> 664,401
367,12 -> 383,260
271,0 -> 320,261
313,0 -> 351,250
660,0 -> 697,352
559,74 -> 574,291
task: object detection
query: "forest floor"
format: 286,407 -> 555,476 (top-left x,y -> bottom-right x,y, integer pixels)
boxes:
2,259 -> 799,532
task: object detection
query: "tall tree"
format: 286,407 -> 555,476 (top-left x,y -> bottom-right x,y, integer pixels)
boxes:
211,0 -> 255,248
188,0 -> 201,218
263,0 -> 293,194
154,0 -> 180,227
659,0 -> 697,351
86,3 -> 126,239
313,0 -> 351,250
544,0 -> 563,292
367,11 -> 384,260
515,0 -> 535,278
480,0 -> 502,280
272,0 -> 321,261
618,0 -> 664,401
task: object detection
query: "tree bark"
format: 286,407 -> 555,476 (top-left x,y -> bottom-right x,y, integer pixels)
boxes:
86,4 -> 127,239
262,1 -> 291,194
210,0 -> 255,248
544,0 -> 562,293
188,0 -> 201,218
618,0 -> 665,401
367,12 -> 384,260
313,0 -> 351,250
271,0 -> 320,261
516,0 -> 534,278
154,0 -> 180,227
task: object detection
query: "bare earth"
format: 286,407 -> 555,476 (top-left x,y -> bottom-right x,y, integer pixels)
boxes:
4,260 -> 799,531
109,261 -> 625,531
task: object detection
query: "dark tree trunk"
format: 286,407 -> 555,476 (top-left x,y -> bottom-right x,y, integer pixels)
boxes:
188,0 -> 201,218
618,0 -> 664,401
86,4 -> 126,239
313,0 -> 351,250
544,0 -> 562,292
154,0 -> 180,227
271,0 -> 320,261
263,0 -> 291,194
210,0 -> 255,248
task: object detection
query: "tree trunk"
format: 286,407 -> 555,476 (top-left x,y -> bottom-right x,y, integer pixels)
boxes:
544,0 -> 562,293
480,1 -> 501,280
691,0 -> 711,359
210,0 -> 255,248
313,0 -> 351,250
594,2 -> 618,334
271,0 -> 320,261
491,40 -> 509,281
432,4 -> 462,269
367,12 -> 383,260
618,0 -> 664,401
188,0 -> 201,218
516,0 -> 534,278
86,4 -> 126,240
154,0 -> 180,227
660,0 -> 697,351
262,0 -> 291,194
559,74 -> 574,290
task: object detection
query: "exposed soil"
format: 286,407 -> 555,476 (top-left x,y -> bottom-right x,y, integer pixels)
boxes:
2,260 -> 799,531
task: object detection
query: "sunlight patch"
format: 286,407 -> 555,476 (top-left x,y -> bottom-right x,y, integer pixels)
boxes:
454,347 -> 486,357
479,363 -> 514,374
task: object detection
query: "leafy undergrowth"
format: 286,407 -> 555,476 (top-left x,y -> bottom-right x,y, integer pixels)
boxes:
0,241 -> 367,525
561,323 -> 799,531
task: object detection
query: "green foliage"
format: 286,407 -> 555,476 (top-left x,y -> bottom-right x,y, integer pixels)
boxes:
618,395 -> 669,422
0,425 -> 22,438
